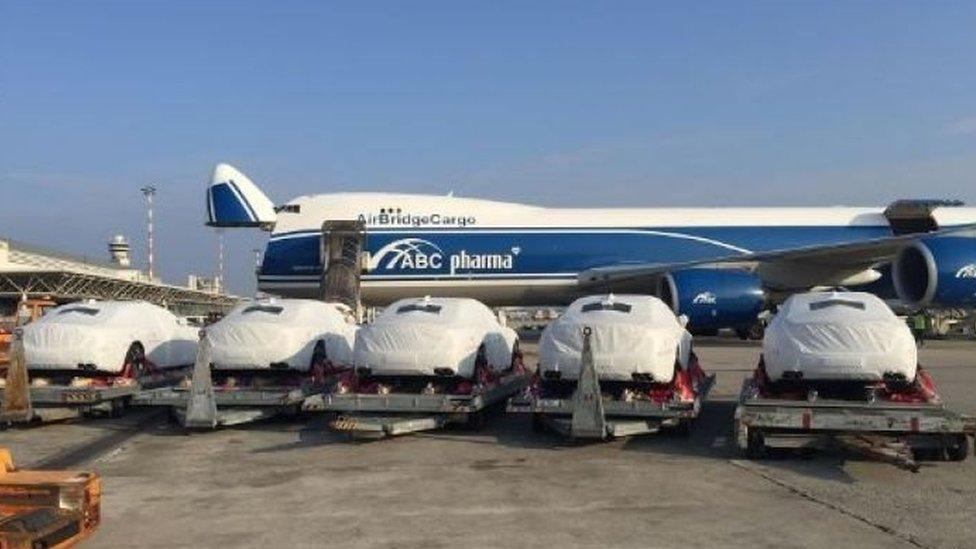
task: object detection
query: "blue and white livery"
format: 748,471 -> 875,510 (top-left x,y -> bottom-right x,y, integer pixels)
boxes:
206,163 -> 976,331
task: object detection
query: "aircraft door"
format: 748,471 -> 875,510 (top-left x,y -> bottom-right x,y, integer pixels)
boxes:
320,220 -> 367,316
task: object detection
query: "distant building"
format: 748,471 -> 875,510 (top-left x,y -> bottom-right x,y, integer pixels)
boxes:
0,236 -> 237,316
187,274 -> 222,294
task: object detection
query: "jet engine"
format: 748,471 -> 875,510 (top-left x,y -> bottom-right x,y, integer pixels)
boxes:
893,236 -> 976,308
658,268 -> 766,334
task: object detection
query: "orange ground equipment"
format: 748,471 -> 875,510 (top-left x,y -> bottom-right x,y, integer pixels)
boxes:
0,448 -> 100,548
0,298 -> 56,370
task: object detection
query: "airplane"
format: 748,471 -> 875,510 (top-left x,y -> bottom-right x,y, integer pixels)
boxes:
205,163 -> 976,335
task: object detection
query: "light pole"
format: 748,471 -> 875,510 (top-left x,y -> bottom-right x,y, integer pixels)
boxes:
216,229 -> 225,294
140,185 -> 157,279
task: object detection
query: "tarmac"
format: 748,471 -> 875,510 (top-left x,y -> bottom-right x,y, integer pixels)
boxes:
3,338 -> 974,549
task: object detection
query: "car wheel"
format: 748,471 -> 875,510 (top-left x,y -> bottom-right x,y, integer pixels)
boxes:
310,341 -> 327,382
310,341 -> 327,367
124,343 -> 146,378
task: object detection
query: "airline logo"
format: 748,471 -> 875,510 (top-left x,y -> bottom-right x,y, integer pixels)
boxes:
368,238 -> 519,275
692,292 -> 717,305
358,211 -> 477,227
956,264 -> 976,279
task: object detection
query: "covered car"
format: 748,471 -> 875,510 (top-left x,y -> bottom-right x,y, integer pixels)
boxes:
539,294 -> 692,383
763,291 -> 917,383
207,298 -> 357,371
22,300 -> 198,374
354,297 -> 517,378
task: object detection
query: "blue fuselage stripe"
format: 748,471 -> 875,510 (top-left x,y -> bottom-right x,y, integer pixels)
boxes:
258,225 -> 894,284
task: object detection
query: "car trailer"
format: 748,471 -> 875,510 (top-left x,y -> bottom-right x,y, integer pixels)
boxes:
303,363 -> 531,440
734,374 -> 976,472
0,333 -> 186,426
133,332 -> 342,430
507,328 -> 715,440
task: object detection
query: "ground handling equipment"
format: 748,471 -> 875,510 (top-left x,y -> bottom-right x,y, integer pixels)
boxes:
304,349 -> 530,440
507,327 -> 715,440
0,448 -> 100,548
0,330 -> 184,426
734,358 -> 976,471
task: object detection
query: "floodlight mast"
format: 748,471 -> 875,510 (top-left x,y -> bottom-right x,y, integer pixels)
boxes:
140,185 -> 157,279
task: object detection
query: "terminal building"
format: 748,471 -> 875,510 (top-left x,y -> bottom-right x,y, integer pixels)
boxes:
0,235 -> 237,317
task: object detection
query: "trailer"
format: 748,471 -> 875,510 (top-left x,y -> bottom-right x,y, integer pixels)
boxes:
303,363 -> 530,439
734,373 -> 976,471
0,333 -> 186,426
0,447 -> 101,548
132,332 -> 344,430
508,328 -> 715,440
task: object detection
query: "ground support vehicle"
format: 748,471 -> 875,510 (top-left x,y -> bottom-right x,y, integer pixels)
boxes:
734,368 -> 975,471
134,332 -> 346,429
0,335 -> 185,426
0,448 -> 100,548
508,328 -> 714,440
304,358 -> 530,439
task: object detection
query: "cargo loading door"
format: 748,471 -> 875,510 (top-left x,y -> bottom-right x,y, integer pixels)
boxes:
205,163 -> 277,230
320,220 -> 367,313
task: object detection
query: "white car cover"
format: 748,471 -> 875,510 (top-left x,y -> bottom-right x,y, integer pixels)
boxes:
23,300 -> 198,374
207,299 -> 357,371
539,294 -> 692,383
763,292 -> 917,382
354,297 -> 517,378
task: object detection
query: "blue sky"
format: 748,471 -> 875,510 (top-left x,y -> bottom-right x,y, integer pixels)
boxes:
2,1 -> 975,294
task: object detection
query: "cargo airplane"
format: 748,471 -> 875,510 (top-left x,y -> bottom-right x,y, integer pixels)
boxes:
206,163 -> 976,333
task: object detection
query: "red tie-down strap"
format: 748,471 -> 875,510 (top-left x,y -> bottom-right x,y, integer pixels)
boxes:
311,360 -> 350,385
885,366 -> 941,404
112,357 -> 161,386
672,368 -> 697,403
669,352 -> 708,403
335,369 -> 363,393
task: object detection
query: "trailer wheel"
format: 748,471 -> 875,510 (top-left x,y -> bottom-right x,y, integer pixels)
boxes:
670,420 -> 691,438
531,413 -> 547,433
945,434 -> 970,462
468,409 -> 487,431
109,397 -> 130,418
746,428 -> 768,459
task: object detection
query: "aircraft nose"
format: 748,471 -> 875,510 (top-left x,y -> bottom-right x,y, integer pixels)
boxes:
212,162 -> 245,185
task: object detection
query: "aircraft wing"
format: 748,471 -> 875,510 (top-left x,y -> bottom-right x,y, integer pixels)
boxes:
578,222 -> 976,290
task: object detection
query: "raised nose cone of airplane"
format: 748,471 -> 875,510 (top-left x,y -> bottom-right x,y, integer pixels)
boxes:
206,163 -> 277,230
211,163 -> 247,186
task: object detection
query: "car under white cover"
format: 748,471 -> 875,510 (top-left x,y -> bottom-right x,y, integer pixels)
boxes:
762,291 -> 917,382
538,294 -> 692,383
22,300 -> 198,374
354,296 -> 518,378
206,299 -> 357,371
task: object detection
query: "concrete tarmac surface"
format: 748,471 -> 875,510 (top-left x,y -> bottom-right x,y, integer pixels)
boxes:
3,339 -> 974,549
